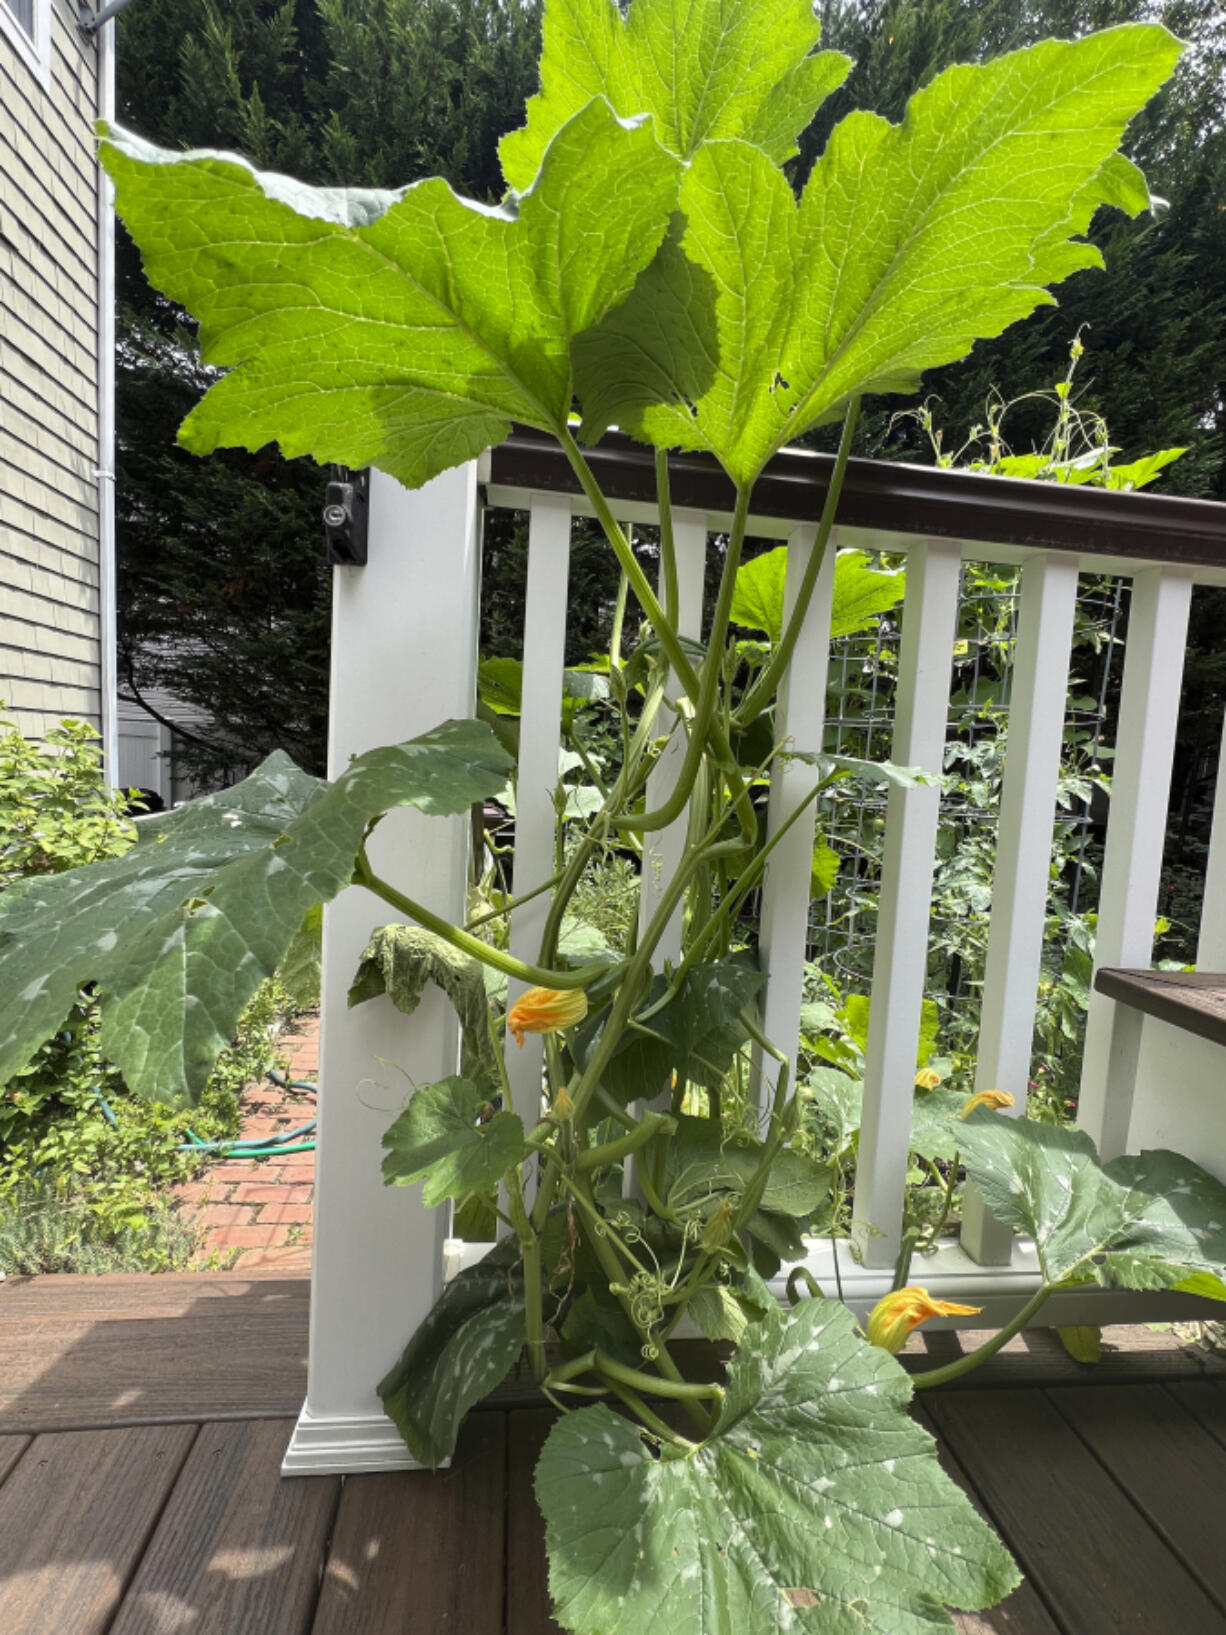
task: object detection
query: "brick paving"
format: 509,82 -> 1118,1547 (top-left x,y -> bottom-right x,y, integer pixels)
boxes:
175,1011 -> 319,1271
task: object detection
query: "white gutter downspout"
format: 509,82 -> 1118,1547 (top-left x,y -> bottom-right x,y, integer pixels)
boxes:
95,12 -> 118,781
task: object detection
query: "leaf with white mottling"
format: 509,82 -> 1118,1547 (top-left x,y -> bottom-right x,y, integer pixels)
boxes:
958,1114 -> 1226,1297
379,1241 -> 525,1467
0,721 -> 512,1102
538,1297 -> 1018,1632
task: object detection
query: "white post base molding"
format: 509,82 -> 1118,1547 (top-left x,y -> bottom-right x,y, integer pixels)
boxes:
281,1405 -> 432,1477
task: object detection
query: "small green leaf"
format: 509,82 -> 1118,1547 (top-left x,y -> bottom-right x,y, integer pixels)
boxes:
499,0 -> 850,188
732,547 -> 906,644
383,1076 -> 527,1206
379,1241 -> 525,1467
666,1114 -> 830,1219
538,1297 -> 1018,1632
0,720 -> 512,1102
810,837 -> 840,897
957,1115 -> 1226,1294
351,924 -> 498,1088
787,750 -> 935,791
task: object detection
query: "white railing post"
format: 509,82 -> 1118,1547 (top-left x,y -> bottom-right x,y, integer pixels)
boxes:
961,554 -> 1080,1264
283,464 -> 482,1477
852,539 -> 962,1270
504,494 -> 573,1155
1077,566 -> 1192,1160
636,511 -> 708,962
756,525 -> 836,1101
1196,698 -> 1226,971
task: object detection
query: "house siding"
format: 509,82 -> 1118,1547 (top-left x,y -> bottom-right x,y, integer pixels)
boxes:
0,0 -> 101,739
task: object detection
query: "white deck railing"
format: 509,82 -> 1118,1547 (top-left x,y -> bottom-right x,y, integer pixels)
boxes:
283,447 -> 1226,1476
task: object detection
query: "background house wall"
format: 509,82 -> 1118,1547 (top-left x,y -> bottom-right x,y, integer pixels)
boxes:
0,0 -> 104,739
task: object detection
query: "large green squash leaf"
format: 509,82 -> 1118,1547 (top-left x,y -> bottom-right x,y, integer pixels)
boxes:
732,549 -> 906,645
100,99 -> 680,490
957,1115 -> 1226,1298
575,26 -> 1179,484
666,1114 -> 829,1219
499,0 -> 850,189
0,721 -> 511,1102
538,1297 -> 1019,1633
382,1075 -> 528,1205
379,1239 -> 525,1467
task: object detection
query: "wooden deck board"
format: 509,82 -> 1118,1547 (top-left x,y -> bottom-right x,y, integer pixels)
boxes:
0,1274 -> 309,1431
1047,1384 -> 1226,1616
507,1408 -> 564,1635
109,1420 -> 339,1635
0,1424 -> 198,1635
927,1388 -> 1226,1634
2,1276 -> 1226,1632
911,1403 -> 1062,1635
310,1412 -> 506,1635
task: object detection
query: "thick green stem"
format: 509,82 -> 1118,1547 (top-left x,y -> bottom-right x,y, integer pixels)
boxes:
557,427 -> 757,851
615,484 -> 751,838
506,1167 -> 546,1384
576,1109 -> 677,1172
355,850 -> 606,990
910,1283 -> 1055,1390
737,398 -> 860,728
656,447 -> 679,630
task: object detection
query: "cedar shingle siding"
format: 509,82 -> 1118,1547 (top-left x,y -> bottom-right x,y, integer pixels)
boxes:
0,0 -> 101,738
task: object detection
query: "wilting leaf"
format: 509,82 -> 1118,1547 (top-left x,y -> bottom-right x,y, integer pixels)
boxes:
0,720 -> 511,1101
538,1296 -> 1019,1632
958,1114 -> 1226,1298
351,924 -> 498,1087
382,1076 -> 527,1205
499,0 -> 849,188
576,28 -> 1179,483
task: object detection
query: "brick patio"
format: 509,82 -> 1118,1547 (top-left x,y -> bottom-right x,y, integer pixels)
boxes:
175,1012 -> 318,1271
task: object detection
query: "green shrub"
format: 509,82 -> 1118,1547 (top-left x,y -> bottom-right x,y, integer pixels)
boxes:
0,1180 -> 200,1274
0,710 -> 297,1263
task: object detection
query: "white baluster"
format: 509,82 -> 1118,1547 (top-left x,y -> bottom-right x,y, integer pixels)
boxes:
852,538 -> 962,1271
505,494 -> 573,1148
285,463 -> 481,1476
961,554 -> 1080,1265
636,512 -> 708,959
1196,696 -> 1226,971
1078,566 -> 1192,1159
756,524 -> 836,1103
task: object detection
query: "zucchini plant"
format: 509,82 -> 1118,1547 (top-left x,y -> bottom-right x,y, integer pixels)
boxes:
3,1 -> 1224,1627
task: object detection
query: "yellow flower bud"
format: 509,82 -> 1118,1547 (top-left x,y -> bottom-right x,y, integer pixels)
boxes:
552,1085 -> 575,1122
507,986 -> 588,1046
914,1068 -> 941,1090
865,1287 -> 981,1354
959,1088 -> 1015,1119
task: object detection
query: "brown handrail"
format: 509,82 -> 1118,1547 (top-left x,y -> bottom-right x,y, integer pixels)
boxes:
487,426 -> 1226,569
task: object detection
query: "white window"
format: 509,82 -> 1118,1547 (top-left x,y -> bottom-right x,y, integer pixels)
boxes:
1,0 -> 54,87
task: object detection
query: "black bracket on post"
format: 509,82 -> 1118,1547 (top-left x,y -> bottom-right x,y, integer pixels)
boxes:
323,467 -> 369,565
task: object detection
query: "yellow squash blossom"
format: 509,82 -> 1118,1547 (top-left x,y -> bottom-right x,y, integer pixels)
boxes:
914,1068 -> 942,1090
959,1088 -> 1015,1119
866,1287 -> 982,1354
507,986 -> 588,1047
